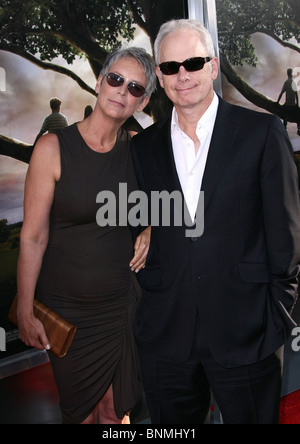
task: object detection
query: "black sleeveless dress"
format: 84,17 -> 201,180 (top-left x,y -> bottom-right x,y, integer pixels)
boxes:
36,124 -> 142,424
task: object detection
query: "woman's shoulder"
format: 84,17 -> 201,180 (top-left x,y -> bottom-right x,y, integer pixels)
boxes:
33,133 -> 60,156
30,133 -> 61,182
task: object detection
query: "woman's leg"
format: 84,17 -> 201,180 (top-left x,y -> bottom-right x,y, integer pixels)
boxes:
81,385 -> 130,424
98,384 -> 130,424
81,384 -> 130,424
81,404 -> 99,424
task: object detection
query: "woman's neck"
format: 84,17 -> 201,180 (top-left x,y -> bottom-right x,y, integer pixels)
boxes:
78,108 -> 124,153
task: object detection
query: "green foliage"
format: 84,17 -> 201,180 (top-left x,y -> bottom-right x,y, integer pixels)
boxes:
1,0 -> 300,124
216,0 -> 300,66
79,0 -> 137,50
0,0 -> 136,63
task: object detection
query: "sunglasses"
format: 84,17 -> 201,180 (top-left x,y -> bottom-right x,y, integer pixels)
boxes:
159,57 -> 212,76
105,72 -> 146,98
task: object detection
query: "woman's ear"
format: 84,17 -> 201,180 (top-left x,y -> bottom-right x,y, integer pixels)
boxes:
137,95 -> 150,113
95,75 -> 103,94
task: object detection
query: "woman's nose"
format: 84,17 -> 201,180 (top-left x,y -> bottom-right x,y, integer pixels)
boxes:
117,84 -> 128,96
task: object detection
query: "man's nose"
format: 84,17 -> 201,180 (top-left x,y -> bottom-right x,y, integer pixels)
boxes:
177,66 -> 190,81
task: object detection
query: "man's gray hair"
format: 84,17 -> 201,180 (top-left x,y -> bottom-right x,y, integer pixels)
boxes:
100,47 -> 157,98
154,19 -> 216,65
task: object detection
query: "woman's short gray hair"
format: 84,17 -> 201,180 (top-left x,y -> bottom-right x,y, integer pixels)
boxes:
100,47 -> 157,98
154,19 -> 216,65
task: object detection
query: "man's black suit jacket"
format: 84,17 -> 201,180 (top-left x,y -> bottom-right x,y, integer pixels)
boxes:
131,97 -> 300,368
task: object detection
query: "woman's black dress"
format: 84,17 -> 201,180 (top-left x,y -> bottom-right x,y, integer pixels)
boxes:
36,124 -> 141,424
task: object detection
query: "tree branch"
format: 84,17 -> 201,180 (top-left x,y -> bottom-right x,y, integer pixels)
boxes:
0,44 -> 97,97
220,52 -> 300,123
0,135 -> 33,164
0,24 -> 108,67
126,0 -> 148,33
257,30 -> 300,54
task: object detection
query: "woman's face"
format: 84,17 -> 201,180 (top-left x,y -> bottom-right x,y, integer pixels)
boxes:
96,57 -> 150,123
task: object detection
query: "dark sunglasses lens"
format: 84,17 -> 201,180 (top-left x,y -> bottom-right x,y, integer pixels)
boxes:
106,73 -> 123,87
107,73 -> 145,98
160,57 -> 209,75
128,83 -> 146,98
160,62 -> 180,75
184,58 -> 205,72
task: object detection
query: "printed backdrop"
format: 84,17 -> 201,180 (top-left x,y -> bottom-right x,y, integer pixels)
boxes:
0,1 -> 299,326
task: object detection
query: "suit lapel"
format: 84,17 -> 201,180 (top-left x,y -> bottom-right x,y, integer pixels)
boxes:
155,116 -> 183,195
201,98 -> 240,211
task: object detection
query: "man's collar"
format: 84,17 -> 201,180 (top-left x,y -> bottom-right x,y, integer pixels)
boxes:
171,92 -> 219,135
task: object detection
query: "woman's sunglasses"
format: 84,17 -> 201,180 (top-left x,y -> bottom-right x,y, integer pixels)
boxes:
105,73 -> 146,98
159,57 -> 212,76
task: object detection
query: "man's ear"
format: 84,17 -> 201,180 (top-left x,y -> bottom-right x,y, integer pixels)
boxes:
210,57 -> 219,82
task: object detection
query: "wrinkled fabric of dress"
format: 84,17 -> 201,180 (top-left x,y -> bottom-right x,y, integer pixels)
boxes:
36,124 -> 142,424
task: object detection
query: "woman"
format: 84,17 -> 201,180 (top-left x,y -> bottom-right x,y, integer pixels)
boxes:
17,47 -> 156,424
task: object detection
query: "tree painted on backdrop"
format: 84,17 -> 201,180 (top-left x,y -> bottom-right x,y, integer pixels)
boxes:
1,0 -> 300,164
0,0 -> 185,163
217,0 -> 300,123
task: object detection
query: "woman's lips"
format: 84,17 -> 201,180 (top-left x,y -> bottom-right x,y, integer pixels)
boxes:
109,99 -> 125,108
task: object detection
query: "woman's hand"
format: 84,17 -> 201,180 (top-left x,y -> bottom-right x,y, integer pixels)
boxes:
18,313 -> 50,352
130,226 -> 151,273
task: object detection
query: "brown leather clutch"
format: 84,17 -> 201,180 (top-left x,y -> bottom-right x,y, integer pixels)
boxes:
8,296 -> 77,358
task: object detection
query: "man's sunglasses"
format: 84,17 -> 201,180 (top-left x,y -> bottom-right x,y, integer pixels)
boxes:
105,72 -> 146,98
159,57 -> 212,76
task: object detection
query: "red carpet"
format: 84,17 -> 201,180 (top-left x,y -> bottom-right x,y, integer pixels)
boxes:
280,390 -> 300,424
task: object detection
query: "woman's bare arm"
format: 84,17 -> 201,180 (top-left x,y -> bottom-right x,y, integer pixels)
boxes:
17,134 -> 61,351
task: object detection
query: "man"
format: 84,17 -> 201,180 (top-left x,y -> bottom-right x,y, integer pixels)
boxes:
35,97 -> 68,144
131,19 -> 300,424
277,68 -> 300,136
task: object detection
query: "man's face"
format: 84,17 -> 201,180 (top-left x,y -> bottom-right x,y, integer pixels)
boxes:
156,29 -> 219,111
